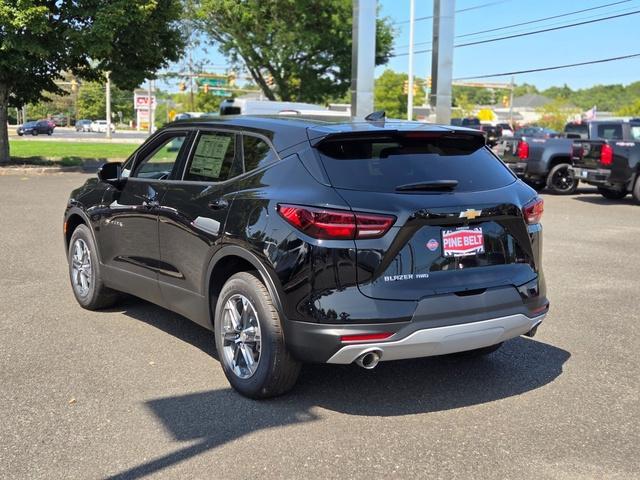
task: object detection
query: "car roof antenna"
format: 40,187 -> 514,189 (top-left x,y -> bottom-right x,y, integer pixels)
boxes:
365,110 -> 386,122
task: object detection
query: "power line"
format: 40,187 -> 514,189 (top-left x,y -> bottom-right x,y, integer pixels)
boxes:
391,9 -> 640,57
393,0 -> 510,25
457,0 -> 632,38
394,0 -> 632,50
453,53 -> 640,80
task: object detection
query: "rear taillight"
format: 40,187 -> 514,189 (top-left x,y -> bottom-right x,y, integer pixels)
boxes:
516,140 -> 529,160
523,197 -> 544,225
277,204 -> 395,240
600,143 -> 613,166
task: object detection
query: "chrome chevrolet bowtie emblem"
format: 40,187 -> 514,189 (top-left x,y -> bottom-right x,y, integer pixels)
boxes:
459,209 -> 482,220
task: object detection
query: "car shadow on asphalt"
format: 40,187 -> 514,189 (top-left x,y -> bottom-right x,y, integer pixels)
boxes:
572,195 -> 636,206
104,297 -> 570,480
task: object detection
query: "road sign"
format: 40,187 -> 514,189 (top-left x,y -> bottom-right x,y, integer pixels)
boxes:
134,93 -> 157,110
196,77 -> 228,88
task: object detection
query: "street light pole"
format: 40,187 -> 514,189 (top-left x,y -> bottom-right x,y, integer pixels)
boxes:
105,71 -> 112,140
430,0 -> 456,125
350,0 -> 377,118
407,0 -> 415,121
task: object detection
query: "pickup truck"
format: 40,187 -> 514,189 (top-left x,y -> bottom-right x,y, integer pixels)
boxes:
495,133 -> 586,194
570,120 -> 640,202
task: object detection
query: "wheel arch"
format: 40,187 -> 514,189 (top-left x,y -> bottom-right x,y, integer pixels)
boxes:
206,245 -> 285,325
546,155 -> 572,171
64,208 -> 102,262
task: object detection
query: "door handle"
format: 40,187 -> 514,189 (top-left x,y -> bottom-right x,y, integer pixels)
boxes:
208,198 -> 229,210
142,199 -> 160,209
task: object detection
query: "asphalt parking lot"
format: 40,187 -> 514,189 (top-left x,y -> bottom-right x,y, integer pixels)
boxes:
1,173 -> 638,480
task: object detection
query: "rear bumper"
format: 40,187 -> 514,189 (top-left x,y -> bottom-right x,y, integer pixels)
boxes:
284,283 -> 549,363
327,313 -> 545,364
505,161 -> 528,177
570,167 -> 610,186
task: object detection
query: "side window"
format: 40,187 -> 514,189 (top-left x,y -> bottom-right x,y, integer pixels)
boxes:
133,133 -> 188,180
242,135 -> 277,172
184,131 -> 239,182
597,124 -> 623,140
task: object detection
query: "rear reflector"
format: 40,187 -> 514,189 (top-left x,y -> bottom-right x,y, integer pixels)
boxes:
600,143 -> 613,166
516,141 -> 529,160
340,332 -> 393,343
277,204 -> 395,240
523,197 -> 544,224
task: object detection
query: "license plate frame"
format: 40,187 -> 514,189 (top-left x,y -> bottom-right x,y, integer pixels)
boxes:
442,227 -> 485,257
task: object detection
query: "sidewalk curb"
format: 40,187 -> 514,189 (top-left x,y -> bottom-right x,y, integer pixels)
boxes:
0,166 -> 90,175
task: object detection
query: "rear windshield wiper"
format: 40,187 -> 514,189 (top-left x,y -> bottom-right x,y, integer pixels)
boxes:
395,180 -> 459,192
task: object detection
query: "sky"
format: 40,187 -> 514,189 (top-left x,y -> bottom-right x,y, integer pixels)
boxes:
378,0 -> 640,89
163,0 -> 640,92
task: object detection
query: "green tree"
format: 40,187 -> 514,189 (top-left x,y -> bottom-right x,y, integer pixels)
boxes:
616,99 -> 640,117
452,92 -> 474,119
374,70 -> 425,120
76,82 -> 134,123
191,0 -> 394,103
536,98 -> 579,132
0,1 -> 185,162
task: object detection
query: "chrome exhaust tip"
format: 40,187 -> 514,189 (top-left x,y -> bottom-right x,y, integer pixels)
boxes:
355,350 -> 382,369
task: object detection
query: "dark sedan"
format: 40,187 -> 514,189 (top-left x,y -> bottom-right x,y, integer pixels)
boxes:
17,120 -> 54,136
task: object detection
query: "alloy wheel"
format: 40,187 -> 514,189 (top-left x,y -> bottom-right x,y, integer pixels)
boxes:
71,238 -> 92,296
551,167 -> 575,192
220,294 -> 262,379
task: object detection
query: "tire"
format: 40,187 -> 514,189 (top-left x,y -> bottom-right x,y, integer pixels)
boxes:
68,224 -> 119,310
214,271 -> 301,399
546,163 -> 578,195
17,132 -> 23,136
47,130 -> 52,136
453,342 -> 503,358
32,130 -> 38,136
633,176 -> 640,205
597,187 -> 627,200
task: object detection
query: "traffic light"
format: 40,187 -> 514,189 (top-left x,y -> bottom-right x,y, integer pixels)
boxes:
227,72 -> 236,87
403,80 -> 409,95
427,76 -> 432,89
502,95 -> 509,107
203,84 -> 209,93
266,75 -> 275,87
70,79 -> 78,94
413,84 -> 419,96
178,82 -> 186,92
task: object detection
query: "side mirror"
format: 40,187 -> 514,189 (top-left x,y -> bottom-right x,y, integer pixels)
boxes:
97,162 -> 123,188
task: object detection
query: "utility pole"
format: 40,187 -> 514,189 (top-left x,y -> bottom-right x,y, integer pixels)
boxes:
509,75 -> 515,128
350,0 -> 377,118
105,71 -> 112,140
147,79 -> 154,134
189,51 -> 195,112
430,0 -> 456,124
407,0 -> 415,121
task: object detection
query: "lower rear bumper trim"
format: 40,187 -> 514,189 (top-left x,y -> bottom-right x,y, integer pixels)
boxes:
326,313 -> 545,364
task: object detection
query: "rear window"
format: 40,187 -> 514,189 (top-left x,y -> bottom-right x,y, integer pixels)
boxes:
317,134 -> 515,193
596,123 -> 623,140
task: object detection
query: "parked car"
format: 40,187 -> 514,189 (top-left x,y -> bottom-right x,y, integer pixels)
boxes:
451,117 -> 481,128
496,123 -> 514,137
219,98 -> 350,118
51,115 -> 68,127
63,115 -> 548,398
90,120 -> 115,133
17,120 -> 54,136
570,120 -> 640,202
513,126 -> 559,139
75,119 -> 93,132
480,125 -> 499,147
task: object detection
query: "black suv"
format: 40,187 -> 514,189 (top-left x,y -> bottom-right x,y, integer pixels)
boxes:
64,116 -> 549,398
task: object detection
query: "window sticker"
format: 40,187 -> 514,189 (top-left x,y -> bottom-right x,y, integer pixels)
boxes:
189,135 -> 232,179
